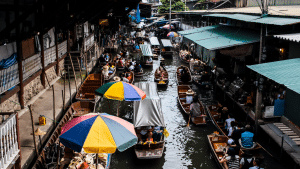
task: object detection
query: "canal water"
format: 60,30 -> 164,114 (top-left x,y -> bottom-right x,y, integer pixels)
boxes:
95,52 -> 285,169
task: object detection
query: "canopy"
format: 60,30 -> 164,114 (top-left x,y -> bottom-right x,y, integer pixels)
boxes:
133,82 -> 165,128
183,25 -> 259,50
204,14 -> 300,26
178,25 -> 219,35
149,37 -> 160,46
139,44 -> 153,57
274,33 -> 300,43
247,58 -> 300,94
161,39 -> 173,47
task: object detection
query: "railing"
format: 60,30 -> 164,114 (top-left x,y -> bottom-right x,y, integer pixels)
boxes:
23,53 -> 42,80
44,46 -> 56,67
58,41 -> 67,58
0,64 -> 19,95
0,113 -> 20,169
84,34 -> 95,52
247,0 -> 300,7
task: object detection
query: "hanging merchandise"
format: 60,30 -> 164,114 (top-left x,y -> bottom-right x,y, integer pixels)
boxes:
0,53 -> 17,69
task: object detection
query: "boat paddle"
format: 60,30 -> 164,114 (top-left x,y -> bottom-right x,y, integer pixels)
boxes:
187,114 -> 191,128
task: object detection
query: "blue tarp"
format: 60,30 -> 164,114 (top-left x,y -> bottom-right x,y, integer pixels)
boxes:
0,53 -> 17,69
136,4 -> 140,24
274,99 -> 285,116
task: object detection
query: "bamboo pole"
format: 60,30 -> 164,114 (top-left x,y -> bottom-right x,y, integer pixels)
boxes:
69,53 -> 77,93
77,57 -> 83,84
29,105 -> 39,156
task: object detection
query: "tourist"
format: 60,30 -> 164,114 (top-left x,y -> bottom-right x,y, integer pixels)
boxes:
239,151 -> 254,169
241,125 -> 254,148
186,89 -> 195,104
228,121 -> 237,137
231,122 -> 245,144
220,139 -> 240,169
249,158 -> 262,169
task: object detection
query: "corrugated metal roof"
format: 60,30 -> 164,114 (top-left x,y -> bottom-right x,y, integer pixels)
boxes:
161,39 -> 173,47
274,33 -> 300,42
139,44 -> 153,56
247,58 -> 300,94
178,25 -> 218,35
204,14 -> 300,26
183,25 -> 260,50
149,37 -> 160,46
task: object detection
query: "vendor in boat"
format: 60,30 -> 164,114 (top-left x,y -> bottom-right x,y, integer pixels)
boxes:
181,68 -> 190,83
105,53 -> 110,62
120,73 -> 129,83
126,72 -> 132,82
117,58 -> 124,67
177,65 -> 184,75
219,140 -> 240,169
102,66 -> 109,78
225,113 -> 235,130
186,89 -> 195,104
146,57 -> 153,64
99,54 -> 106,64
218,107 -> 229,123
108,63 -> 115,71
160,58 -> 165,66
135,64 -> 142,72
129,62 -> 135,71
137,126 -> 153,143
189,97 -> 202,117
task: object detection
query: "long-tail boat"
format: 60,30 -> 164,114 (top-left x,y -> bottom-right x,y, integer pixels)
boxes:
76,74 -> 103,101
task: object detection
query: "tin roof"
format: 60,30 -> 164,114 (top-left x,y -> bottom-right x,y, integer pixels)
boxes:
274,33 -> 300,42
149,37 -> 160,46
161,39 -> 173,47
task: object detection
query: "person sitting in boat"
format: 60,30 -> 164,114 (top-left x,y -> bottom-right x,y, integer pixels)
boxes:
105,53 -> 110,62
121,73 -> 129,83
102,66 -> 109,78
108,63 -> 115,71
129,63 -> 135,71
186,89 -> 195,104
189,97 -> 203,117
152,126 -> 163,142
177,65 -> 184,75
117,58 -> 124,67
146,57 -> 153,64
249,158 -> 262,169
218,107 -> 228,123
160,58 -> 165,66
240,125 -> 254,149
126,73 -> 132,82
225,113 -> 235,130
99,54 -> 106,64
135,64 -> 142,73
200,71 -> 210,83
239,150 -> 254,169
220,141 -> 240,169
181,68 -> 190,83
137,126 -> 153,143
228,121 -> 237,137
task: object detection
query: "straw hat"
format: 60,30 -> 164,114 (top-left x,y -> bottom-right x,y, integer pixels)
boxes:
161,58 -> 165,61
103,65 -> 109,70
186,89 -> 195,95
113,76 -> 121,82
227,138 -> 234,145
222,107 -> 228,111
31,127 -> 46,136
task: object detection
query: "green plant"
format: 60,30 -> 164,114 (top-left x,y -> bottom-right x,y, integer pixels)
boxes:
158,0 -> 189,13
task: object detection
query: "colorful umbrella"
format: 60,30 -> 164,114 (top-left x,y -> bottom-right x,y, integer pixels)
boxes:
95,81 -> 146,101
162,24 -> 174,29
167,32 -> 178,37
59,113 -> 137,153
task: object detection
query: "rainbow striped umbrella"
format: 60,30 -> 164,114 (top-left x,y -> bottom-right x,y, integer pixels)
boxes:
167,31 -> 178,37
95,81 -> 146,101
59,113 -> 137,153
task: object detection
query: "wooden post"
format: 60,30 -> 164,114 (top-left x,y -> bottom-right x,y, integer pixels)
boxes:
29,105 -> 39,156
67,29 -> 70,53
69,54 -> 77,93
40,6 -> 46,87
63,72 -> 66,108
62,90 -> 64,111
77,57 -> 83,84
68,66 -> 72,102
15,0 -> 24,109
85,53 -> 88,77
45,74 -> 56,126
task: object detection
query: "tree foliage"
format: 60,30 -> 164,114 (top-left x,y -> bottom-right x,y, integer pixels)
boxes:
158,0 -> 189,13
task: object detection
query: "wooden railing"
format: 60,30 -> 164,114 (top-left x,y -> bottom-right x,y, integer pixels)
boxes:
0,40 -> 68,95
23,53 -> 42,80
0,113 -> 20,169
0,64 -> 19,95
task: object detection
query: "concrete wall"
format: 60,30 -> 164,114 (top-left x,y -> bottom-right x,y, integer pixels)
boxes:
288,42 -> 300,59
0,59 -> 65,112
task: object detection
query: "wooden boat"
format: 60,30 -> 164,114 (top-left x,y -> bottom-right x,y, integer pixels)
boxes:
116,61 -> 125,70
31,102 -> 111,169
134,69 -> 143,77
134,82 -> 166,159
207,105 -> 262,151
72,101 -> 95,117
177,85 -> 207,125
154,66 -> 169,87
76,74 -> 103,101
176,66 -> 192,85
141,58 -> 153,68
161,39 -> 173,58
104,62 -> 117,81
125,71 -> 134,84
207,134 -> 230,169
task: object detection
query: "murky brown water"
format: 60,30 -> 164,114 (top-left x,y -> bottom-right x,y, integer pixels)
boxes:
95,52 -> 285,169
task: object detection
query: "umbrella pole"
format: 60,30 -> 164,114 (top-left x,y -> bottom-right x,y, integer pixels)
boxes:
117,100 -> 121,116
96,153 -> 98,169
108,100 -> 112,114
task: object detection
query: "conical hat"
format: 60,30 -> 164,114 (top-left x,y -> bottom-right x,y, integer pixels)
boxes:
31,127 -> 46,136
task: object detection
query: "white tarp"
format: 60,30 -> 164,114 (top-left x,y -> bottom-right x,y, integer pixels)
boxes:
133,82 -> 165,128
149,37 -> 160,46
161,39 -> 173,47
0,42 -> 16,61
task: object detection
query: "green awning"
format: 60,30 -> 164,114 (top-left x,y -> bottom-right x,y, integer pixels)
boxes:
183,25 -> 259,50
139,44 -> 153,57
247,58 -> 300,94
204,14 -> 300,26
178,25 -> 218,35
